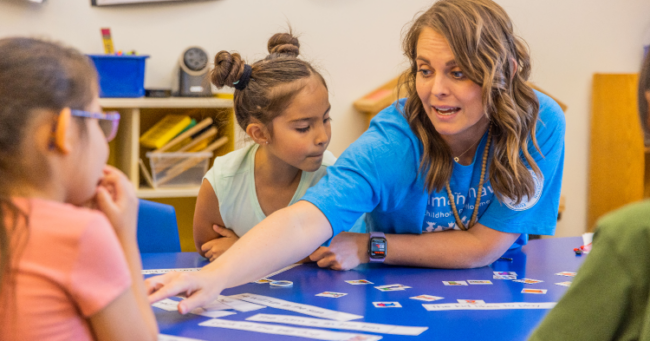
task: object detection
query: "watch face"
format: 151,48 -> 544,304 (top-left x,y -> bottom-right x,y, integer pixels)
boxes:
369,237 -> 386,258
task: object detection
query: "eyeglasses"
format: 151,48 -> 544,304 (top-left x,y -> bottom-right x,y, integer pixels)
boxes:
70,110 -> 121,142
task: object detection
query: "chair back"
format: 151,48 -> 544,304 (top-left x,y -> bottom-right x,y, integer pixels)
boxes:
137,199 -> 181,253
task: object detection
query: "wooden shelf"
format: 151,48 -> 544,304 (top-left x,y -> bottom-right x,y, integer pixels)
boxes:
137,186 -> 200,199
100,97 -> 236,251
99,97 -> 233,109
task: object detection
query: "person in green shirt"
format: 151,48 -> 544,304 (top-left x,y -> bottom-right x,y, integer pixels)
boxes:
529,52 -> 650,340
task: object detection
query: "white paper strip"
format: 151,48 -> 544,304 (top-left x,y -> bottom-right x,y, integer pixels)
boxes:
200,299 -> 232,311
253,263 -> 302,282
152,298 -> 181,311
216,295 -> 266,312
198,319 -> 381,341
422,302 -> 557,311
152,298 -> 237,318
158,334 -> 207,341
142,268 -> 201,275
247,314 -> 427,336
190,308 -> 236,319
229,293 -> 362,322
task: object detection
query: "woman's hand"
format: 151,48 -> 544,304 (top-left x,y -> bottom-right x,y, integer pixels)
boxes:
200,225 -> 239,262
145,270 -> 224,314
94,165 -> 138,238
309,232 -> 370,270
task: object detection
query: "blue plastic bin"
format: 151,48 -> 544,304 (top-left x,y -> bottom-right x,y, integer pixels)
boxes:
87,54 -> 149,98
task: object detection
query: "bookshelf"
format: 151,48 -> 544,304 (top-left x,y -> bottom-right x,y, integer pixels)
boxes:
100,97 -> 235,251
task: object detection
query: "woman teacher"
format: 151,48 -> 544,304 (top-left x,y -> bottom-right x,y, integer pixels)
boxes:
147,0 -> 565,314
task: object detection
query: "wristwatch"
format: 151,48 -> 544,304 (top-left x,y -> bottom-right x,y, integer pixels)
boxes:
368,232 -> 387,263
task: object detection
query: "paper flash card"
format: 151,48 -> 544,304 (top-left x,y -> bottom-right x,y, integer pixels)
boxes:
410,295 -> 444,302
373,302 -> 402,308
346,279 -> 373,285
513,278 -> 544,284
316,292 -> 348,298
468,280 -> 493,285
442,281 -> 468,286
521,288 -> 548,294
555,272 -> 577,277
494,271 -> 517,276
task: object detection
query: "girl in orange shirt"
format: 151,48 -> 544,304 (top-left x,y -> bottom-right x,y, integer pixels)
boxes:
0,38 -> 157,341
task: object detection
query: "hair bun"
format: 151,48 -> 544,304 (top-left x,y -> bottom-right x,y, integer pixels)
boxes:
211,50 -> 245,88
267,33 -> 300,57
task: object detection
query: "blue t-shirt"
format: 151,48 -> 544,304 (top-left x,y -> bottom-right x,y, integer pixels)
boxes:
301,90 -> 565,248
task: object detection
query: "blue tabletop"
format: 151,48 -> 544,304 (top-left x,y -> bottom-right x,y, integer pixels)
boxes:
143,237 -> 585,341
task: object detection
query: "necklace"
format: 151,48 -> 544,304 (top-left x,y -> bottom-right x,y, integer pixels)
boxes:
453,135 -> 483,163
445,124 -> 492,231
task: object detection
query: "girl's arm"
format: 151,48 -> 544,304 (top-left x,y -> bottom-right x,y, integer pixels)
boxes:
89,166 -> 158,341
146,200 -> 331,314
194,179 -> 239,260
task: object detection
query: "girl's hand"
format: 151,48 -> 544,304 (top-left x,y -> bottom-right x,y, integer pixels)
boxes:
309,232 -> 370,270
200,225 -> 239,262
95,165 -> 139,238
145,270 -> 224,314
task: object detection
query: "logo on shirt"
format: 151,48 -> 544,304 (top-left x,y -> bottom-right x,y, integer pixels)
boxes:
503,169 -> 543,211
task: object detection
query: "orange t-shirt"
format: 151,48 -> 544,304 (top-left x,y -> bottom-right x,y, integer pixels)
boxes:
1,198 -> 131,341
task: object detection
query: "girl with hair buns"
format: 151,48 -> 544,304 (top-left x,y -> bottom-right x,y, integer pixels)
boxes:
146,0 -> 565,315
193,32 -> 364,262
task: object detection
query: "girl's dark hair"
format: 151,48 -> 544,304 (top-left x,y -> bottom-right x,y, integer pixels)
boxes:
639,51 -> 650,144
400,0 -> 541,204
0,38 -> 97,313
210,32 -> 327,133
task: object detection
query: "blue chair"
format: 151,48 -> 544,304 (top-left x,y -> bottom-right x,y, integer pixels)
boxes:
137,199 -> 181,253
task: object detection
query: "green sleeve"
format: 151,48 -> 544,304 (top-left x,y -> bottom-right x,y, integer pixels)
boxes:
528,227 -> 633,341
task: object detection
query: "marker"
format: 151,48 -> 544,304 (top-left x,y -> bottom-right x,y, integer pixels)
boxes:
100,28 -> 114,54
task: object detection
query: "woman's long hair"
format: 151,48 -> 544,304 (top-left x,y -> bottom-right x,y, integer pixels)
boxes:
400,0 -> 541,203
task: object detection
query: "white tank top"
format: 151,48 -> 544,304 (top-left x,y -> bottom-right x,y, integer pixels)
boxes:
203,144 -> 365,237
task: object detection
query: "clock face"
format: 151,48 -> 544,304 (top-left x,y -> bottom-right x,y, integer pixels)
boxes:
184,48 -> 208,72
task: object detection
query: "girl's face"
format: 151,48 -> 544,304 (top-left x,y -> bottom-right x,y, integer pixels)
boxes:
65,94 -> 110,205
415,27 -> 487,141
267,75 -> 331,172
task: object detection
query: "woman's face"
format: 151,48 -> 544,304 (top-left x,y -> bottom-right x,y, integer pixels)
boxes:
267,75 -> 331,172
415,27 -> 487,141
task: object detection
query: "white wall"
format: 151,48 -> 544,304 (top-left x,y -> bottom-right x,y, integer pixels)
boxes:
2,0 -> 650,237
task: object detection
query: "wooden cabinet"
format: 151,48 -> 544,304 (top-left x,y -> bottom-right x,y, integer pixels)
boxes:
100,97 -> 235,251
587,74 -> 647,231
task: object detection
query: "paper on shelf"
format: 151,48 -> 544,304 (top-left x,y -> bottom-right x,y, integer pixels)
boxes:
229,293 -> 362,321
198,319 -> 381,341
247,314 -> 427,336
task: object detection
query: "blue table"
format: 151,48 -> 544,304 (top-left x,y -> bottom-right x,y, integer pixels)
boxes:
144,237 -> 585,341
